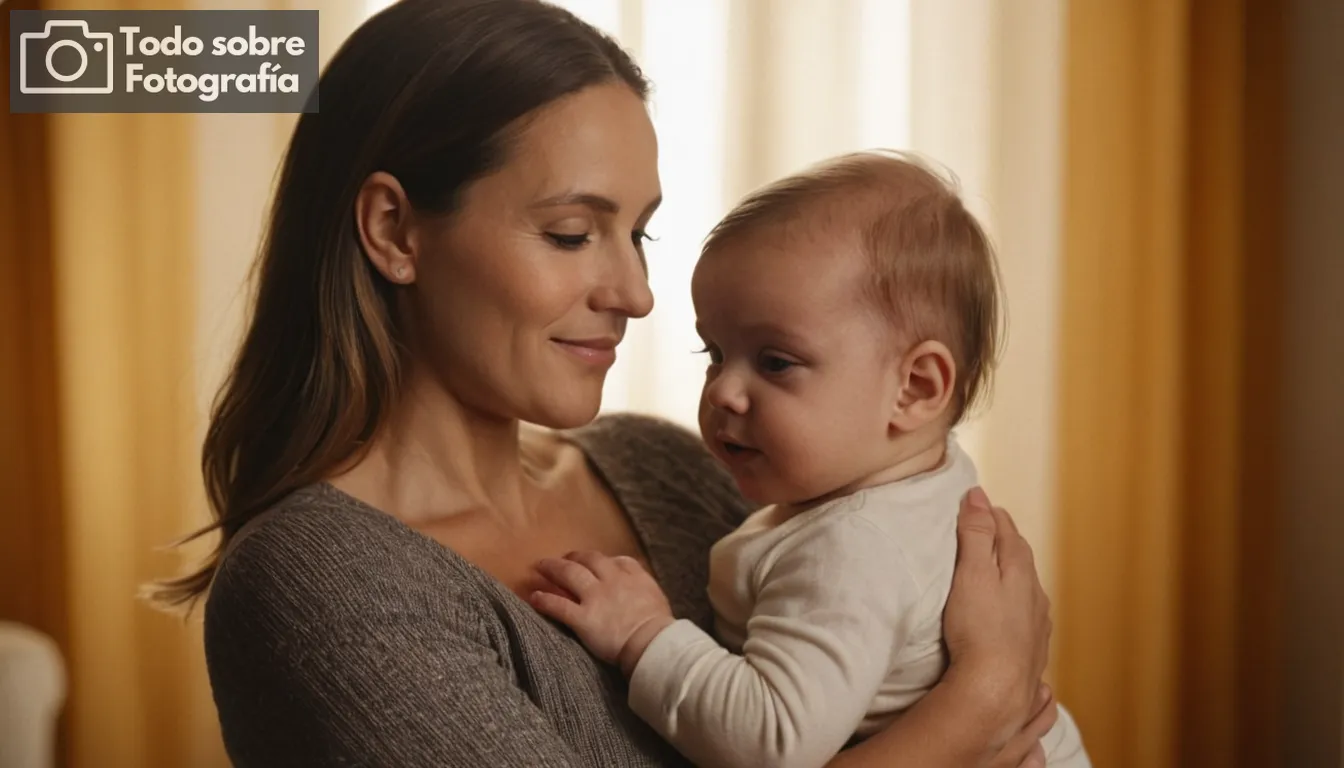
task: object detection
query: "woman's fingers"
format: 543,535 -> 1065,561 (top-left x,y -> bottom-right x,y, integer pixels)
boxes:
944,490 -> 1057,747
956,487 -> 999,567
992,502 -> 1021,536
989,695 -> 1057,768
1022,692 -> 1059,742
991,505 -> 1034,573
989,506 -> 1052,660
989,506 -> 1053,684
536,556 -> 599,596
1035,683 -> 1053,714
1019,743 -> 1047,768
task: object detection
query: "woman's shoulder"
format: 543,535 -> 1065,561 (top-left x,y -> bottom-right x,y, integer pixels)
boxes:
565,412 -> 754,526
201,486 -> 649,766
205,484 -> 480,631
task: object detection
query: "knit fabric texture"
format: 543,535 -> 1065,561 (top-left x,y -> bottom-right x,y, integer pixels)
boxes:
204,414 -> 753,767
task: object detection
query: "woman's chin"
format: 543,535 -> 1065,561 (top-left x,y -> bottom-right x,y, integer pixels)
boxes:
527,389 -> 604,430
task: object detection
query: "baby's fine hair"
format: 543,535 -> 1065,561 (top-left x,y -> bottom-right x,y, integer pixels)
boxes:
702,150 -> 1003,424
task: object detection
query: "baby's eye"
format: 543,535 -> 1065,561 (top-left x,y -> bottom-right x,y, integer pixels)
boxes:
760,355 -> 795,374
695,345 -> 723,365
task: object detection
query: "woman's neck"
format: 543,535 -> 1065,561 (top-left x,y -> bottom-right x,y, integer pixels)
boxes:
328,369 -> 543,528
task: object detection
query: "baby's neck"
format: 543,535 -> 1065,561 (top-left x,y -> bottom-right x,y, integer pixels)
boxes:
789,428 -> 950,514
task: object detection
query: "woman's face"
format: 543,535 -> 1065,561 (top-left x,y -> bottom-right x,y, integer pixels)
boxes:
407,83 -> 660,428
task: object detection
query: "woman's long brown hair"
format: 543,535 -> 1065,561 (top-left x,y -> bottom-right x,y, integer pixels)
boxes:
150,0 -> 648,611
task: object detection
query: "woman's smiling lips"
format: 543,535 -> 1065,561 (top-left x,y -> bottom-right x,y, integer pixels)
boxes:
552,336 -> 619,367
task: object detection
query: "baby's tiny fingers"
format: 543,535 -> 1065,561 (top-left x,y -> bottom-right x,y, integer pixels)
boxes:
610,554 -> 647,574
529,590 -> 583,627
565,550 -> 616,576
536,557 -> 598,596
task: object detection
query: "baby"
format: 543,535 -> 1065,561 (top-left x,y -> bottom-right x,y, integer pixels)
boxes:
530,151 -> 1089,768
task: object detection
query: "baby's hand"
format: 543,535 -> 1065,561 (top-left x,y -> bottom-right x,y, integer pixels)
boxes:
530,550 -> 675,676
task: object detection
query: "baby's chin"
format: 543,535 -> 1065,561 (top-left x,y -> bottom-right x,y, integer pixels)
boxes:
706,443 -> 839,506
728,470 -> 819,508
720,466 -> 777,506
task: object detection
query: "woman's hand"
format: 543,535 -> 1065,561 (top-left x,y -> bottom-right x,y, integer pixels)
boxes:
987,682 -> 1059,768
943,487 -> 1055,759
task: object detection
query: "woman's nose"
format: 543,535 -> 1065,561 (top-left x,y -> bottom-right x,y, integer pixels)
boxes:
703,367 -> 748,415
589,241 -> 654,318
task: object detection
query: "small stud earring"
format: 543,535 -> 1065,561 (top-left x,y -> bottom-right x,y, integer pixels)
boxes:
396,266 -> 407,279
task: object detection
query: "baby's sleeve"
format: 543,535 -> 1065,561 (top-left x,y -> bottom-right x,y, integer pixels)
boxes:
628,514 -> 922,768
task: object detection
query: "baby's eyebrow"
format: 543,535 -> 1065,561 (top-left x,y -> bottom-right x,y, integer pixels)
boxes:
741,321 -> 811,347
693,321 -> 816,356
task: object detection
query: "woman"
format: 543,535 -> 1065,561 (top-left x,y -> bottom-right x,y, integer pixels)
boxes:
159,0 -> 1058,765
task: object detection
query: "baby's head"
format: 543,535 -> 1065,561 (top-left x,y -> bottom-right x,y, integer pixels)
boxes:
692,151 -> 1001,505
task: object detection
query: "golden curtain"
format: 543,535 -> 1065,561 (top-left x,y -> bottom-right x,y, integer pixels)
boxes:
1,0 -> 227,765
1055,1 -> 1285,766
1,0 -> 68,668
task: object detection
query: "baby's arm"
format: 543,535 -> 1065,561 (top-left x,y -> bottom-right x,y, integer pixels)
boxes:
533,515 -> 920,768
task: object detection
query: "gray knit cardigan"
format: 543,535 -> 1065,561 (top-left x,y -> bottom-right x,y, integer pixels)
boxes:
204,414 -> 753,767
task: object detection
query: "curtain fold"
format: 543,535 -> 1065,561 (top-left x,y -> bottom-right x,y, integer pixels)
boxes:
2,1 -> 372,764
1,0 -> 225,765
0,0 -> 69,699
44,65 -> 225,768
1055,0 -> 1285,765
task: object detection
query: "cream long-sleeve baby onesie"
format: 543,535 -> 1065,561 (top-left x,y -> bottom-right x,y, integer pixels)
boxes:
628,438 -> 1089,768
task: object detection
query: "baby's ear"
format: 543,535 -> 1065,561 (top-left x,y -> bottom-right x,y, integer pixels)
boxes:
890,340 -> 957,432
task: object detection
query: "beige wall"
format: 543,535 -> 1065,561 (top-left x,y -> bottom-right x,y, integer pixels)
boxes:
965,0 -> 1065,603
912,0 -> 1066,613
1283,0 -> 1344,765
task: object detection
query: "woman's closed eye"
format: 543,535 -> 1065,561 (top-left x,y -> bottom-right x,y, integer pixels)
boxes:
545,232 -> 590,249
546,230 -> 656,251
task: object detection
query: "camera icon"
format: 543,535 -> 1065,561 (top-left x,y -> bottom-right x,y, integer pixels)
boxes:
19,20 -> 114,95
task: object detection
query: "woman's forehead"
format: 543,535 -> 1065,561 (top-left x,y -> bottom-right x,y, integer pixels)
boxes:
497,83 -> 660,203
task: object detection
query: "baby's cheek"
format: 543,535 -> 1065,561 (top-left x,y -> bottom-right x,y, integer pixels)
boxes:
785,428 -> 858,495
760,433 -> 826,499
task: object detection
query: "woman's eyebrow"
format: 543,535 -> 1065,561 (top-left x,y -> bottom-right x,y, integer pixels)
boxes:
530,192 -> 663,218
531,192 -> 620,213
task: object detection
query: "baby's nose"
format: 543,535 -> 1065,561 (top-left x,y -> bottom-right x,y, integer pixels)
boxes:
704,370 -> 749,414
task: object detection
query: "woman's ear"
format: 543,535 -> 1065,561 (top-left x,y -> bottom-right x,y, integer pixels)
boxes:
890,340 -> 957,433
355,171 -> 418,284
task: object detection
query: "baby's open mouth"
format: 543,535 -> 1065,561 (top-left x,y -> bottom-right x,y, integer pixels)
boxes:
723,441 -> 755,456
